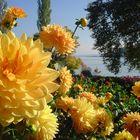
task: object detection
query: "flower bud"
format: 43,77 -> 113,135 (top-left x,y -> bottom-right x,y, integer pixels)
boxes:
105,92 -> 113,101
80,18 -> 87,27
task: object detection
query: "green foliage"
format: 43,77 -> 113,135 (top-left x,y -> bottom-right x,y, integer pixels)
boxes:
37,0 -> 51,31
86,0 -> 140,74
0,121 -> 34,140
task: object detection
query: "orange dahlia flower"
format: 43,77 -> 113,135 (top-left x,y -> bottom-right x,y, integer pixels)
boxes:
56,96 -> 74,112
7,6 -> 27,18
0,31 -> 59,126
1,7 -> 27,30
123,112 -> 140,138
78,92 -> 97,106
39,25 -> 76,55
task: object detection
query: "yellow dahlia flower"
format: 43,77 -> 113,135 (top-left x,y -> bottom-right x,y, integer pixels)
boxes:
113,130 -> 136,140
78,92 -> 97,107
0,31 -> 59,126
7,6 -> 27,18
39,25 -> 76,54
59,67 -> 73,95
27,105 -> 58,140
92,108 -> 114,136
131,81 -> 140,97
69,97 -> 95,134
56,96 -> 74,112
123,112 -> 140,138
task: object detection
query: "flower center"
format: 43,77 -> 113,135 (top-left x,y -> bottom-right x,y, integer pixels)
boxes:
1,57 -> 16,81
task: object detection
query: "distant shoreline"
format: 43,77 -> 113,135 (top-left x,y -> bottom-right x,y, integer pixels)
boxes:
75,54 -> 101,57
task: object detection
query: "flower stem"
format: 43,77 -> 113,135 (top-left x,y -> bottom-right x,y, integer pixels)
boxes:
72,24 -> 79,38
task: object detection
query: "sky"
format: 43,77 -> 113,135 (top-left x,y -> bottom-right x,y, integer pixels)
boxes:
7,0 -> 98,55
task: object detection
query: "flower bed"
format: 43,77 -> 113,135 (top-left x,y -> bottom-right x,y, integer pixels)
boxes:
54,75 -> 140,139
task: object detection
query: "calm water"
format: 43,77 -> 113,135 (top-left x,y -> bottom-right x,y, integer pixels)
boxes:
75,55 -> 140,77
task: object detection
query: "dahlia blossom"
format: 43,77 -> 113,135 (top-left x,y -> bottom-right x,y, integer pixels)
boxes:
92,108 -> 114,136
131,81 -> 140,97
123,112 -> 140,138
39,25 -> 76,54
56,96 -> 74,112
59,67 -> 73,95
0,31 -> 59,126
78,92 -> 97,107
27,105 -> 58,140
6,6 -> 27,18
1,7 -> 27,30
69,97 -> 95,134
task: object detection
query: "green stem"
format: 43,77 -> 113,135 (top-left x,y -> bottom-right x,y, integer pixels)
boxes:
72,24 -> 79,38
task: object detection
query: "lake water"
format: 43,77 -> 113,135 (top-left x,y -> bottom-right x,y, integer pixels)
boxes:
74,55 -> 140,77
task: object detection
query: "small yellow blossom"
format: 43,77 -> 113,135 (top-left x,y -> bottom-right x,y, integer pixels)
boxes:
73,84 -> 83,92
97,92 -> 112,106
113,130 -> 135,140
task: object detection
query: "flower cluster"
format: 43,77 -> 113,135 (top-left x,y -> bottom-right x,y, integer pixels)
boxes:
1,7 -> 27,30
56,76 -> 140,139
57,92 -> 114,135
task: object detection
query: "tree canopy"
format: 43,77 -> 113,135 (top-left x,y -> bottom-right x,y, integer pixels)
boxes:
37,0 -> 51,31
0,0 -> 7,33
86,0 -> 140,74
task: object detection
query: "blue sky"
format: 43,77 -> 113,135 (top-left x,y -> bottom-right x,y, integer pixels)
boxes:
8,0 -> 98,55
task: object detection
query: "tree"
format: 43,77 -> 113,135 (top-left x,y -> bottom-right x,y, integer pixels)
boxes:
0,0 -> 7,33
86,0 -> 140,74
37,0 -> 51,31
